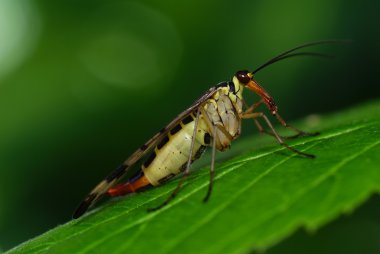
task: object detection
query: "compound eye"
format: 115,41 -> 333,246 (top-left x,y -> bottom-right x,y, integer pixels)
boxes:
235,70 -> 251,84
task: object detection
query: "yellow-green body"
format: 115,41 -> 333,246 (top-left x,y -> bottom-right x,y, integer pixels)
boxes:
143,78 -> 245,186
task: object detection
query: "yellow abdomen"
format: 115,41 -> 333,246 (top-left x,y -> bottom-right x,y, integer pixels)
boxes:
142,114 -> 210,186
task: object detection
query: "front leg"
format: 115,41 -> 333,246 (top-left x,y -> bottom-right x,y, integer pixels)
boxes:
243,99 -> 264,114
275,113 -> 319,137
241,111 -> 315,158
253,118 -> 310,140
244,100 -> 317,140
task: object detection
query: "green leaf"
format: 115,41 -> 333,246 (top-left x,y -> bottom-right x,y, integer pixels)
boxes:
7,100 -> 380,254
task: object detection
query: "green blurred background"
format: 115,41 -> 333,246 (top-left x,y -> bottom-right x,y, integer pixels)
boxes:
0,0 -> 379,252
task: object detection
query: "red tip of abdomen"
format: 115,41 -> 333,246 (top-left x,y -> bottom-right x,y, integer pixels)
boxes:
107,183 -> 134,197
107,174 -> 151,197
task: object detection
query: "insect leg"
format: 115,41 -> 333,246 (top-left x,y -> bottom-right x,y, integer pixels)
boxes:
241,112 -> 315,158
147,109 -> 201,212
275,113 -> 319,137
198,106 -> 230,202
243,99 -> 305,140
215,124 -> 233,141
203,124 -> 217,202
243,99 -> 264,114
253,118 -> 305,140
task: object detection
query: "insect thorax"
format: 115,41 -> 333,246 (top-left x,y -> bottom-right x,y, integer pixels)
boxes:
202,81 -> 243,150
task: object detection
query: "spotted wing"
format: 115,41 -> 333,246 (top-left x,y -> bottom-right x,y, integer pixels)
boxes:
72,84 -> 223,218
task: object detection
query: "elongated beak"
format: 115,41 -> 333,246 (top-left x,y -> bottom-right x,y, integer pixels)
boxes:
246,79 -> 278,115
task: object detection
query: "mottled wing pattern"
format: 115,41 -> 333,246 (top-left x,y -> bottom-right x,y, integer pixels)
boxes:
73,84 -> 224,218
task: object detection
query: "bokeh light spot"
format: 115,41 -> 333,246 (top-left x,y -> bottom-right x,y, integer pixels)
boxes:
0,0 -> 40,80
80,32 -> 160,88
77,2 -> 182,93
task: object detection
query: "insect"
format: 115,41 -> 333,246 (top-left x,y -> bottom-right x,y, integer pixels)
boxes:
73,40 -> 340,219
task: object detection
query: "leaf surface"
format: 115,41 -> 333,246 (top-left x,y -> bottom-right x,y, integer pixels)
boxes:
7,100 -> 380,254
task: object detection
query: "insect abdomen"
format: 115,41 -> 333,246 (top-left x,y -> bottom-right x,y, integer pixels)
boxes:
107,170 -> 151,196
142,114 -> 210,186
